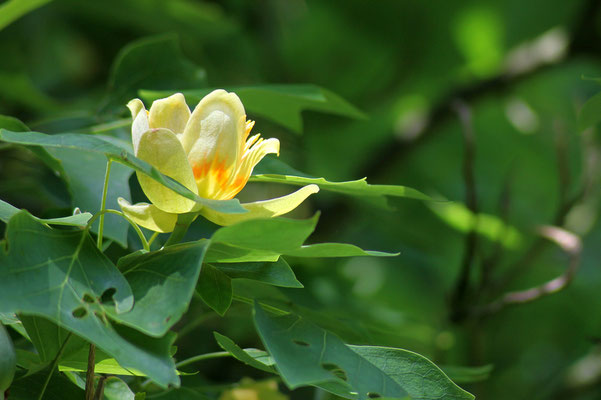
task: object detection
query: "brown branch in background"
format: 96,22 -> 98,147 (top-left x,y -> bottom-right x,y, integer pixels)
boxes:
473,226 -> 581,318
450,99 -> 479,322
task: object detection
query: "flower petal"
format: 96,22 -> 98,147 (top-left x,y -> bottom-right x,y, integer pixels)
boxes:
136,128 -> 198,213
118,198 -> 177,233
127,98 -> 149,154
182,90 -> 246,198
221,137 -> 280,199
148,93 -> 191,136
199,184 -> 319,226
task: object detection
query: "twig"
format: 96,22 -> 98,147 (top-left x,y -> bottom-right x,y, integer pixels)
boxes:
92,375 -> 107,400
473,226 -> 581,318
450,99 -> 479,321
85,343 -> 96,400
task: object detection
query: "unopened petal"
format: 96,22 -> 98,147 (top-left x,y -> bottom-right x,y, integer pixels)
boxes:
220,137 -> 280,199
148,93 -> 191,136
127,99 -> 149,154
199,184 -> 319,226
118,198 -> 177,233
136,128 -> 198,213
182,90 -> 246,197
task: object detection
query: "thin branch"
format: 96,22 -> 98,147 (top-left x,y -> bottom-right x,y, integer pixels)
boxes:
473,226 -> 581,318
450,99 -> 479,321
85,343 -> 96,400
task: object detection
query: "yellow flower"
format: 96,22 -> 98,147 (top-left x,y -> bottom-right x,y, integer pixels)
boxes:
118,90 -> 319,232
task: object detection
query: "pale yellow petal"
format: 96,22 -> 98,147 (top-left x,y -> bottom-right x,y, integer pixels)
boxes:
118,198 -> 177,233
199,184 -> 319,226
182,90 -> 246,195
148,93 -> 191,136
127,99 -> 149,154
127,98 -> 145,119
220,137 -> 280,199
136,128 -> 198,213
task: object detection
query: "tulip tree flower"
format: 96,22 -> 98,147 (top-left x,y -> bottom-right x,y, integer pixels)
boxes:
118,90 -> 319,232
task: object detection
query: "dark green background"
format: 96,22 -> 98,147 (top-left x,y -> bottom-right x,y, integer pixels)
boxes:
2,0 -> 601,398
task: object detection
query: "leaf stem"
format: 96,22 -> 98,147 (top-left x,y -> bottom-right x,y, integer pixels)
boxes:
38,332 -> 72,400
164,213 -> 196,247
96,159 -> 112,249
175,351 -> 231,368
148,231 -> 159,247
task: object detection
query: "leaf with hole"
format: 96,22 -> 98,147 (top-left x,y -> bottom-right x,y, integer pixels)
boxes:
0,211 -> 178,386
253,302 -> 409,400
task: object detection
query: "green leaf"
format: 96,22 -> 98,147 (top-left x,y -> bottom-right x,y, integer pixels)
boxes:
103,376 -> 136,400
284,243 -> 397,258
103,34 -> 207,112
209,214 -> 394,260
213,332 -> 275,374
0,198 -> 92,226
0,324 -> 16,393
0,130 -> 247,215
45,149 -> 133,246
9,365 -> 84,400
213,258 -> 303,288
197,264 -> 232,316
211,214 -> 318,254
19,316 -> 87,363
253,303 -> 409,399
0,0 -> 52,31
0,115 -> 29,132
579,90 -> 601,131
111,242 -> 209,337
251,174 -> 430,203
204,242 -> 280,263
59,357 -> 145,376
440,364 -> 493,384
0,211 -> 178,387
349,346 -> 474,400
140,84 -> 366,134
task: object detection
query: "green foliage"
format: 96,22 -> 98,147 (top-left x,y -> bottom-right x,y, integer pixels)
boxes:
6,1 -> 594,399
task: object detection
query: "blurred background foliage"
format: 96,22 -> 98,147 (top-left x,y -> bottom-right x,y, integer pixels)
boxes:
2,0 -> 601,398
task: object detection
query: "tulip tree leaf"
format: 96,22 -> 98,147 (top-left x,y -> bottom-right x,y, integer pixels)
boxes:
439,364 -> 493,384
196,264 -> 232,316
108,241 -> 209,337
139,84 -> 366,134
103,34 -> 208,112
253,303 -> 409,399
0,211 -> 178,387
348,346 -> 474,400
209,215 -> 397,259
0,198 -> 92,227
0,0 -> 52,31
252,158 -> 430,202
204,242 -> 280,263
9,365 -> 84,400
19,316 -> 87,363
213,258 -> 303,288
213,332 -> 276,374
0,130 -> 247,215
